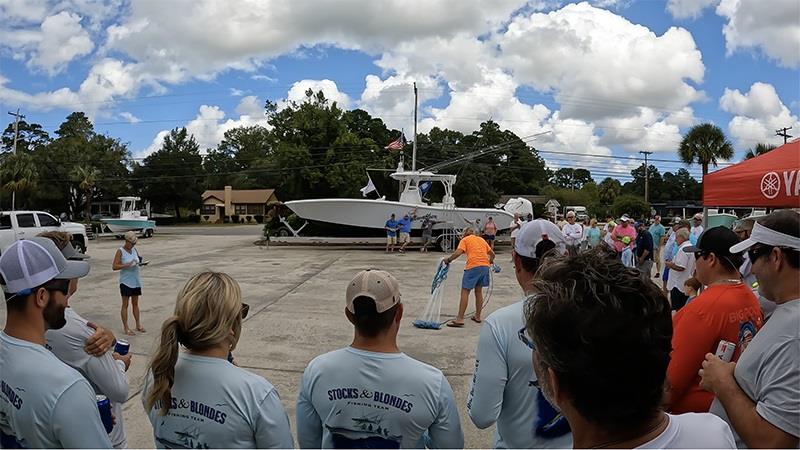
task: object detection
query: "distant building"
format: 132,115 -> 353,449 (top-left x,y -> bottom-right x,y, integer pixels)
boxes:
200,186 -> 280,223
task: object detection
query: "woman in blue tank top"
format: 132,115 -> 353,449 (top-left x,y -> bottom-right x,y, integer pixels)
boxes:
112,231 -> 145,335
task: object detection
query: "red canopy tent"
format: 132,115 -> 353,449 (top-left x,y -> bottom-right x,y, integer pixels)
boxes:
703,140 -> 800,208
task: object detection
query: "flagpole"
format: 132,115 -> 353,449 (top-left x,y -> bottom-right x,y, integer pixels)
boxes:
412,82 -> 418,172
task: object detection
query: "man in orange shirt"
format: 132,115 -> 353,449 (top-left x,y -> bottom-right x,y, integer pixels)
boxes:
666,226 -> 763,414
444,227 -> 495,327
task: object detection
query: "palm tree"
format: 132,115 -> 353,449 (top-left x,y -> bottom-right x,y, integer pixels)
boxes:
744,142 -> 777,160
0,152 -> 38,209
71,166 -> 100,221
678,123 -> 734,176
598,177 -> 622,205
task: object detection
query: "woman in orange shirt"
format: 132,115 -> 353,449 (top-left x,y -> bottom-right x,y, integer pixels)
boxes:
443,227 -> 495,327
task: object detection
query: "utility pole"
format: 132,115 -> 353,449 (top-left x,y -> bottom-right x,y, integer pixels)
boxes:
776,126 -> 792,144
7,109 -> 25,211
639,150 -> 652,203
412,82 -> 418,172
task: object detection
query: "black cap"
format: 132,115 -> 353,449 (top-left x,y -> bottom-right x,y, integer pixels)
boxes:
684,226 -> 741,257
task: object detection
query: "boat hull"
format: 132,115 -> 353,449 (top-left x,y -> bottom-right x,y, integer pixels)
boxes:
101,219 -> 157,233
285,198 -> 515,230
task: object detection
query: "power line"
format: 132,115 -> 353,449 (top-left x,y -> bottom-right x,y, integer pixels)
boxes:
776,126 -> 793,144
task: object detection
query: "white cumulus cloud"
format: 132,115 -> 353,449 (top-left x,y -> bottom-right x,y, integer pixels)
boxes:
716,0 -> 800,68
719,82 -> 800,149
495,2 -> 705,122
119,111 -> 140,123
666,0 -> 718,19
0,10 -> 94,75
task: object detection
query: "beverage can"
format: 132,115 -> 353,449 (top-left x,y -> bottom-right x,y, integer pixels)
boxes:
96,394 -> 114,433
715,340 -> 736,362
114,339 -> 130,356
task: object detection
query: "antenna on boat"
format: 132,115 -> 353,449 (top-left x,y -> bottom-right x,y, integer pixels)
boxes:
412,82 -> 418,172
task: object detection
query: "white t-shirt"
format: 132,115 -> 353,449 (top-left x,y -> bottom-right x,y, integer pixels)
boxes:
637,413 -> 736,448
667,241 -> 696,292
468,301 -> 572,448
690,225 -> 704,240
562,223 -> 583,247
142,353 -> 293,449
510,220 -> 522,239
296,347 -> 463,448
710,299 -> 800,448
0,332 -> 112,448
45,307 -> 129,448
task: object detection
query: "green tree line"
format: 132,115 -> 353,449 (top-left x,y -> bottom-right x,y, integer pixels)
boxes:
1,89 -> 759,220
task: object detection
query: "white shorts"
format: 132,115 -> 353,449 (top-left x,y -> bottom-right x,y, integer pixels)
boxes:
399,232 -> 410,243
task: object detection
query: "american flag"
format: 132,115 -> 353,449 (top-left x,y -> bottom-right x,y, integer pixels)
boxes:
385,135 -> 404,151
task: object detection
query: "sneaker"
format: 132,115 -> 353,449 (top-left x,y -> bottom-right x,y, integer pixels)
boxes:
654,273 -> 660,278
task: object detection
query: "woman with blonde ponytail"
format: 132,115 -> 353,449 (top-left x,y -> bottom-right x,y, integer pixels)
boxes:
141,272 -> 293,448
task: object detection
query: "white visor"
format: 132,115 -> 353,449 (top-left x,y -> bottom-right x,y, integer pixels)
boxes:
730,221 -> 800,253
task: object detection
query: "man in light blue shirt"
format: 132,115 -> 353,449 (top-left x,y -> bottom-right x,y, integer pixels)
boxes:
0,238 -> 111,448
649,215 -> 666,277
385,214 -> 399,253
397,213 -> 414,253
468,220 -> 572,448
296,269 -> 463,448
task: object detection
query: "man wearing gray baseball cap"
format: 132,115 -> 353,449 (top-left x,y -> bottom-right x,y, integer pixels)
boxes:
0,238 -> 111,448
296,269 -> 464,448
700,210 -> 800,448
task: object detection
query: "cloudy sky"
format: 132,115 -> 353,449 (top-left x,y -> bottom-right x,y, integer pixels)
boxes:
0,0 -> 798,181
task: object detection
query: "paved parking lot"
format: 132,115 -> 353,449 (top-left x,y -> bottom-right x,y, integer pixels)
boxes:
0,229 -> 526,448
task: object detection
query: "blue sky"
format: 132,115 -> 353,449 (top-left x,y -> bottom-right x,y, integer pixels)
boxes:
1,0 -> 797,182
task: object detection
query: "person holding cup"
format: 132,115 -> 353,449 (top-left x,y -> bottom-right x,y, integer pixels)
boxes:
113,231 -> 145,336
40,234 -> 132,449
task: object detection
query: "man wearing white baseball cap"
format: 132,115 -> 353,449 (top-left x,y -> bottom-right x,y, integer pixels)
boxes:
296,269 -> 463,448
468,219 -> 572,448
690,212 -> 704,240
0,238 -> 112,448
700,210 -> 800,448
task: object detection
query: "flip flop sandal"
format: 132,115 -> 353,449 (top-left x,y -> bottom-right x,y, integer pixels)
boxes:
446,321 -> 465,328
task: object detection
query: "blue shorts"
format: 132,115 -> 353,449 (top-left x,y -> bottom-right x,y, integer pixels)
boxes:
462,266 -> 491,290
662,267 -> 670,282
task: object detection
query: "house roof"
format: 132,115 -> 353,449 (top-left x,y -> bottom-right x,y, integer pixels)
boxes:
202,189 -> 277,204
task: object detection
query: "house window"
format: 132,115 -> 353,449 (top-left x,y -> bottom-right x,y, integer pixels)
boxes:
202,204 -> 216,215
247,204 -> 263,215
234,204 -> 247,215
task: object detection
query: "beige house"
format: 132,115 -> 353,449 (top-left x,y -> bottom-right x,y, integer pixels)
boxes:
200,186 -> 279,223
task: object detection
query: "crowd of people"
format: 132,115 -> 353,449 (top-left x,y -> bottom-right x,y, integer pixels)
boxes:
0,209 -> 797,448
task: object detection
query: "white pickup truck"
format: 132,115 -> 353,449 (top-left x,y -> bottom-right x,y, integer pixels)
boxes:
0,211 -> 89,254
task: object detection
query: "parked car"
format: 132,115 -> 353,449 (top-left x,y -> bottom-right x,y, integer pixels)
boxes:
0,211 -> 90,254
